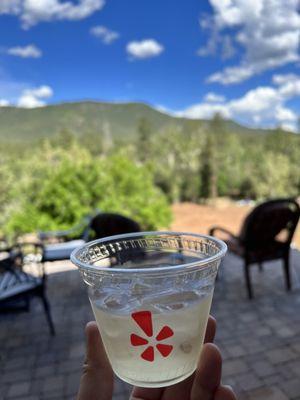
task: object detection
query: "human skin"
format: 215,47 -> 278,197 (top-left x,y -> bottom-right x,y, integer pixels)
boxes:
76,316 -> 237,400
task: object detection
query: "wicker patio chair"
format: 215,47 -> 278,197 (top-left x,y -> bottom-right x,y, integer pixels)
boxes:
209,198 -> 300,299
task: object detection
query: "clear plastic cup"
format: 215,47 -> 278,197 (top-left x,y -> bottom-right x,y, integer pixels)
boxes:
71,231 -> 227,388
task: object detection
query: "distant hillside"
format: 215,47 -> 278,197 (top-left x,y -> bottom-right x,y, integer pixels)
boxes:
0,101 -> 269,142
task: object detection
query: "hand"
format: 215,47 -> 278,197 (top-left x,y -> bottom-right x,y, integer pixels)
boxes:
77,317 -> 236,400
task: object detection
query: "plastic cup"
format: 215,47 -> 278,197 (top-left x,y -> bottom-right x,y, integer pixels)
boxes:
71,231 -> 227,388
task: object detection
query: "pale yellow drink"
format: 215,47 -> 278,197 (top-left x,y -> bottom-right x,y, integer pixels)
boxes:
91,290 -> 213,387
71,232 -> 227,387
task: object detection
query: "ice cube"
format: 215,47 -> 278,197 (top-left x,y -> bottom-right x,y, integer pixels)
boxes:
131,282 -> 153,296
103,293 -> 129,310
144,290 -> 201,312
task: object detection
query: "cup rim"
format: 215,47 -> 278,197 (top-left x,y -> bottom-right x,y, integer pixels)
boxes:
70,231 -> 227,275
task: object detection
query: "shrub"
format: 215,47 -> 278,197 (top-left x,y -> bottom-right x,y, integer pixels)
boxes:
5,147 -> 172,235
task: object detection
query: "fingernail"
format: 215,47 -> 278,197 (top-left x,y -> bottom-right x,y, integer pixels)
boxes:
223,384 -> 234,391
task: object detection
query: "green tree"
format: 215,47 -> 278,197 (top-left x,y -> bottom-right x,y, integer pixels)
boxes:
102,121 -> 114,154
50,128 -> 76,149
79,132 -> 103,156
148,124 -> 205,202
200,134 -> 217,199
136,117 -> 152,163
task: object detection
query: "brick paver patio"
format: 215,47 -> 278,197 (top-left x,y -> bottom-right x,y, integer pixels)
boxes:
1,250 -> 300,400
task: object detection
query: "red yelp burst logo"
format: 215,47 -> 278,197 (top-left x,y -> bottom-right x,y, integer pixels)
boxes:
130,311 -> 174,362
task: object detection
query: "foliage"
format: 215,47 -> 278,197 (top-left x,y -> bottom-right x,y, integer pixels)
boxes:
136,117 -> 152,163
200,134 -> 217,199
3,143 -> 172,236
146,125 -> 204,203
0,110 -> 300,237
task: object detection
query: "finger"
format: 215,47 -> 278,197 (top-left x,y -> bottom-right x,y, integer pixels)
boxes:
162,316 -> 217,399
190,343 -> 222,400
214,385 -> 237,400
84,322 -> 111,370
204,316 -> 216,343
130,387 -> 164,400
161,373 -> 194,400
77,321 -> 113,400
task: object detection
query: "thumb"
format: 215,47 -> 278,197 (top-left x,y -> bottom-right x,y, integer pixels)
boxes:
77,321 -> 113,400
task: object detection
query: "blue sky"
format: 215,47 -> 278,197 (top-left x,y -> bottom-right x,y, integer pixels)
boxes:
0,0 -> 299,131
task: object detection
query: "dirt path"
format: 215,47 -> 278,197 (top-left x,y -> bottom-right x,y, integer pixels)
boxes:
171,202 -> 300,248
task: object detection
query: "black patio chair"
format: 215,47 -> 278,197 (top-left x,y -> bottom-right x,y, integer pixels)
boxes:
0,242 -> 55,335
209,198 -> 300,299
87,212 -> 141,240
41,212 -> 141,262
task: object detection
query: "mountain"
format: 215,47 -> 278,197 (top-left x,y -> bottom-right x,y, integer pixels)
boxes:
0,101 -> 269,142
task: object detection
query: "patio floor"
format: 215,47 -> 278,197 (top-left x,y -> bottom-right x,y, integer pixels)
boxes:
1,250 -> 300,400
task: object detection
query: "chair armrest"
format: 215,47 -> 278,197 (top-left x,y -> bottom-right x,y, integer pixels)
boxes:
209,226 -> 238,240
38,228 -> 77,242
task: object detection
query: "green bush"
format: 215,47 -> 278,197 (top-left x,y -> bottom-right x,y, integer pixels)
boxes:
5,146 -> 172,235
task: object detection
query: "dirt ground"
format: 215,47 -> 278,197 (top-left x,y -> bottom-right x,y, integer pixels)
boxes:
171,201 -> 300,249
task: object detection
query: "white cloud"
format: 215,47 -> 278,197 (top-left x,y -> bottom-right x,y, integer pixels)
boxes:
197,24 -> 218,57
90,25 -> 119,44
154,104 -> 174,115
0,0 -> 105,29
280,122 -> 298,132
201,0 -> 300,84
275,106 -> 297,122
207,65 -> 254,84
126,39 -> 164,59
221,35 -> 236,60
197,20 -> 236,60
272,73 -> 299,86
229,87 -> 279,115
0,99 -> 10,106
279,82 -> 300,99
174,74 -> 300,132
176,102 -> 230,120
204,92 -> 226,103
0,67 -> 53,108
0,0 -> 21,14
17,85 -> 53,108
210,0 -> 264,28
7,44 -> 42,58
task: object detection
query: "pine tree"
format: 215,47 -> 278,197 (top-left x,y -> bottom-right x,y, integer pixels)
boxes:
137,117 -> 151,162
200,134 -> 217,199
